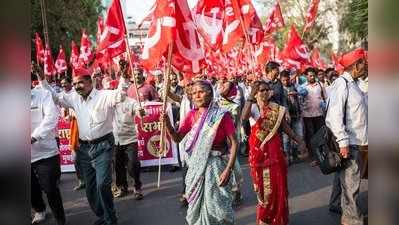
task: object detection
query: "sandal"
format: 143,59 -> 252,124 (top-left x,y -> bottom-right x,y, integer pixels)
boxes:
134,189 -> 144,200
310,160 -> 319,167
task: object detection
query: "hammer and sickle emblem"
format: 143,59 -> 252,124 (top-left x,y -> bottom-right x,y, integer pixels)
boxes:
295,44 -> 310,59
142,17 -> 176,60
175,21 -> 204,73
196,7 -> 223,45
223,20 -> 240,45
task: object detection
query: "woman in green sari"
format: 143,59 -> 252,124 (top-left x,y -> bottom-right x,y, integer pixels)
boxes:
162,80 -> 238,225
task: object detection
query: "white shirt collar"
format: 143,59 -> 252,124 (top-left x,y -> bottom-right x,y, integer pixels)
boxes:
80,88 -> 98,102
342,71 -> 355,82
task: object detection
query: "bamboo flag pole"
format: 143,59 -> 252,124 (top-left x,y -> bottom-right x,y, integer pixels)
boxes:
158,43 -> 174,189
123,35 -> 144,110
117,0 -> 145,132
236,1 -> 257,74
294,0 -> 308,39
117,0 -> 144,110
39,0 -> 49,46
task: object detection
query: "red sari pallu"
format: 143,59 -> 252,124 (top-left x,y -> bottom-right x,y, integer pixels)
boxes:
248,102 -> 288,225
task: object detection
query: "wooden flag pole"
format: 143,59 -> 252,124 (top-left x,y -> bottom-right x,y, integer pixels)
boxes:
158,43 -> 174,189
39,0 -> 49,46
123,36 -> 146,133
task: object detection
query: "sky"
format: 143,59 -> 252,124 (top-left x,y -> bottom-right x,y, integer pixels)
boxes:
123,0 -> 267,24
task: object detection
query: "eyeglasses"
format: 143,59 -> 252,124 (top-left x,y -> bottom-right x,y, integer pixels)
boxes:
259,88 -> 270,93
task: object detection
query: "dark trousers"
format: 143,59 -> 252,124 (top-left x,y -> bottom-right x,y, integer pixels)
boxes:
31,154 -> 66,224
76,135 -> 117,225
74,149 -> 84,181
329,146 -> 364,225
114,142 -> 142,190
303,116 -> 325,160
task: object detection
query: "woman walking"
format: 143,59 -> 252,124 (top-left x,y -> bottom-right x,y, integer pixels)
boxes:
217,80 -> 244,206
162,80 -> 238,225
241,81 -> 308,225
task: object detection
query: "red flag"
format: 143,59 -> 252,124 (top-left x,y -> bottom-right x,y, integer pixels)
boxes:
264,2 -> 285,36
194,0 -> 224,50
254,39 -> 275,66
34,33 -> 45,63
310,47 -> 326,69
238,0 -> 264,45
303,0 -> 320,33
222,0 -> 244,52
247,13 -> 264,45
97,0 -> 126,57
79,30 -> 94,65
70,41 -> 80,69
43,44 -> 56,76
330,52 -> 343,73
141,0 -> 176,71
171,0 -> 205,74
96,16 -> 105,44
55,45 -> 67,74
281,25 -> 310,68
138,2 -> 156,28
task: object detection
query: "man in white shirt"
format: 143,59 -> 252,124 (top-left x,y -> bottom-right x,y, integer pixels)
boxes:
300,67 -> 327,166
112,97 -> 144,199
37,67 -> 130,225
326,48 -> 368,225
112,65 -> 144,200
31,84 -> 66,225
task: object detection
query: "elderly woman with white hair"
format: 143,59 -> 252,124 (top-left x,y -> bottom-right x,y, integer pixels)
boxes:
162,80 -> 238,225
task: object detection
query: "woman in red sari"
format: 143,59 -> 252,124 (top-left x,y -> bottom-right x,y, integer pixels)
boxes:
241,81 -> 308,225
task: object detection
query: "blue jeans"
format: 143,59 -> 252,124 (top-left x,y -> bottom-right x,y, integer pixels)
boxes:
329,146 -> 364,225
77,135 -> 117,225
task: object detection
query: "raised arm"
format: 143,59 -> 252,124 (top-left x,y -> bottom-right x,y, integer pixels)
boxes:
33,63 -> 74,109
241,81 -> 260,121
104,75 -> 131,107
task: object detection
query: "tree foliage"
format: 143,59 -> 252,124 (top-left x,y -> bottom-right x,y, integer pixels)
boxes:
259,0 -> 330,52
31,0 -> 103,60
340,0 -> 368,44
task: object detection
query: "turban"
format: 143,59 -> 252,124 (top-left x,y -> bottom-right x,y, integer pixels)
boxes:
339,48 -> 367,69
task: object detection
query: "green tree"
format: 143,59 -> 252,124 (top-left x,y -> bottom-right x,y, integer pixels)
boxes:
340,0 -> 368,44
257,0 -> 330,51
31,0 -> 104,61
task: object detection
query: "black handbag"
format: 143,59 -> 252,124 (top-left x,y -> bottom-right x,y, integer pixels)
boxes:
310,77 -> 349,175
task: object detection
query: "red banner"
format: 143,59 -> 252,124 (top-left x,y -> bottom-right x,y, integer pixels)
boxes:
134,102 -> 178,167
57,118 -> 75,172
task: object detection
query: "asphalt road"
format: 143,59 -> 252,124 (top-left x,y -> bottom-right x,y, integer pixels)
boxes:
41,156 -> 368,225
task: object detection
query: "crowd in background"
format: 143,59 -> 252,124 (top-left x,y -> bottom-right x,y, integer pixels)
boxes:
31,52 -> 368,225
